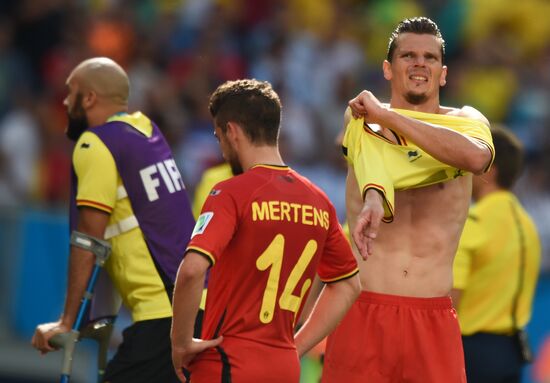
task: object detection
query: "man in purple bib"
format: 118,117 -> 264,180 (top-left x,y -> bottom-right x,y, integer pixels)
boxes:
31,57 -> 194,383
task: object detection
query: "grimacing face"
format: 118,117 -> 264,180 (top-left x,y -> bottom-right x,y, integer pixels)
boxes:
384,33 -> 447,106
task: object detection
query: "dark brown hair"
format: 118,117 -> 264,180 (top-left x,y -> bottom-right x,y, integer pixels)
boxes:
387,17 -> 446,63
490,125 -> 525,189
209,79 -> 281,145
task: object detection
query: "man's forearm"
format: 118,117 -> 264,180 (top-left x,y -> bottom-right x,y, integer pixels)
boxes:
61,207 -> 109,328
171,256 -> 207,349
294,275 -> 361,357
61,247 -> 95,327
381,109 -> 491,174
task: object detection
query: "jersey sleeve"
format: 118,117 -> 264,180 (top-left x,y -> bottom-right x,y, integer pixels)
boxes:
186,184 -> 238,266
453,209 -> 484,289
393,108 -> 495,173
343,117 -> 395,222
73,131 -> 118,213
317,204 -> 359,283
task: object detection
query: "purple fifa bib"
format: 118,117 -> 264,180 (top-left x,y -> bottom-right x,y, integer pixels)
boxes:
69,113 -> 194,322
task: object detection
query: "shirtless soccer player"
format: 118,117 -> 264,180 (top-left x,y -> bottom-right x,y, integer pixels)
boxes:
321,17 -> 494,383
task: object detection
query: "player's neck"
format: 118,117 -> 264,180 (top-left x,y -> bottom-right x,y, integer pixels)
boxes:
88,105 -> 128,128
241,145 -> 284,171
473,183 -> 502,202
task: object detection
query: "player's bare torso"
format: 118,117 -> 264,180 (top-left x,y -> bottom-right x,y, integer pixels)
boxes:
348,105 -> 477,297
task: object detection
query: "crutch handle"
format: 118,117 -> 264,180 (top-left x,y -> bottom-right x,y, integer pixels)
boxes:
49,330 -> 80,376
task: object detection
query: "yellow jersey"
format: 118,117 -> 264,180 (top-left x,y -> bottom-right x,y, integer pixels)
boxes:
343,109 -> 494,221
453,191 -> 541,334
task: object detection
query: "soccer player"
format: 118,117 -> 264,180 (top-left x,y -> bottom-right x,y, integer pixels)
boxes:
31,57 -> 195,383
170,79 -> 361,382
322,17 -> 494,383
452,125 -> 541,383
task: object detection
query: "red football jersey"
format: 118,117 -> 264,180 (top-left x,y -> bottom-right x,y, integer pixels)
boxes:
188,165 -> 358,349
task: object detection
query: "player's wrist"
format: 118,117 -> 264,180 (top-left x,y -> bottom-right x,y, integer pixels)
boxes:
364,188 -> 384,205
375,106 -> 395,125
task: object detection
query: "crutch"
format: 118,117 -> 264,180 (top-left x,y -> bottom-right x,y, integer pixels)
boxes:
49,231 -> 112,383
79,316 -> 116,382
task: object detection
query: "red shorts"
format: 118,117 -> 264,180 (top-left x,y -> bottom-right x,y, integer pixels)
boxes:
189,337 -> 300,383
322,291 -> 466,383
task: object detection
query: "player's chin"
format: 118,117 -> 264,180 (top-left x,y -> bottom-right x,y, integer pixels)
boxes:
404,90 -> 429,105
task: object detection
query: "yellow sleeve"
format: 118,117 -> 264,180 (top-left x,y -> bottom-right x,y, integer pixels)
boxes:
453,210 -> 483,289
192,163 -> 233,219
343,118 -> 395,222
73,131 -> 118,213
393,108 -> 495,172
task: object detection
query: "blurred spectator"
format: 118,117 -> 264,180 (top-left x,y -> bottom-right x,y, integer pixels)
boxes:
0,17 -> 32,118
0,94 -> 40,206
0,0 -> 547,273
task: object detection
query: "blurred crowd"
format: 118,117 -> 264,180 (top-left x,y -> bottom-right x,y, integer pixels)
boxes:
0,0 -> 549,269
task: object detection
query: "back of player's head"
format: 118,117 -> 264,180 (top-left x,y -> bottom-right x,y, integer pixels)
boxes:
70,57 -> 129,106
387,17 -> 446,63
491,125 -> 525,189
209,79 -> 281,145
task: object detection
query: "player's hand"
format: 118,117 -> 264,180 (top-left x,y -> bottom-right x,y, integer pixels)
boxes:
31,321 -> 70,355
348,90 -> 387,123
172,336 -> 223,382
352,189 -> 384,260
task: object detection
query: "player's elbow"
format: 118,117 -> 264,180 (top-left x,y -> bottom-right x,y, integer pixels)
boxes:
466,148 -> 492,175
175,253 -> 209,286
344,274 -> 362,302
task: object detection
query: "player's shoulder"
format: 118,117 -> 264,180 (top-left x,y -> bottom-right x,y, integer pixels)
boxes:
74,130 -> 108,156
207,170 -> 255,198
289,169 -> 332,203
441,105 -> 490,126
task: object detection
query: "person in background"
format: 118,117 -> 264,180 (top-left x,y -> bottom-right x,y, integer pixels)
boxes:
31,57 -> 195,383
191,162 -> 233,219
452,125 -> 541,383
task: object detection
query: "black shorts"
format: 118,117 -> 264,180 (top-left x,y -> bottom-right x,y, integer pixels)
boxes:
102,317 -> 178,383
462,332 -> 524,383
102,310 -> 204,383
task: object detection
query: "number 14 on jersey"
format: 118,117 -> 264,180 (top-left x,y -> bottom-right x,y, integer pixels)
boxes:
256,234 -> 317,325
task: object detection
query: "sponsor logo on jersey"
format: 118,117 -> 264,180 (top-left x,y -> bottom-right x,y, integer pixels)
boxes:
80,142 -> 90,149
192,212 -> 214,238
407,150 -> 422,162
209,189 -> 221,196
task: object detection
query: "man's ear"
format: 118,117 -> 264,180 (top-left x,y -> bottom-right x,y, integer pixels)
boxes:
439,66 -> 448,87
82,90 -> 97,110
226,121 -> 244,142
383,60 -> 392,81
489,163 -> 498,179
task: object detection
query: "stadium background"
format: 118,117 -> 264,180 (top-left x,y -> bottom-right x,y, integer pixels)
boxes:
0,0 -> 549,381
